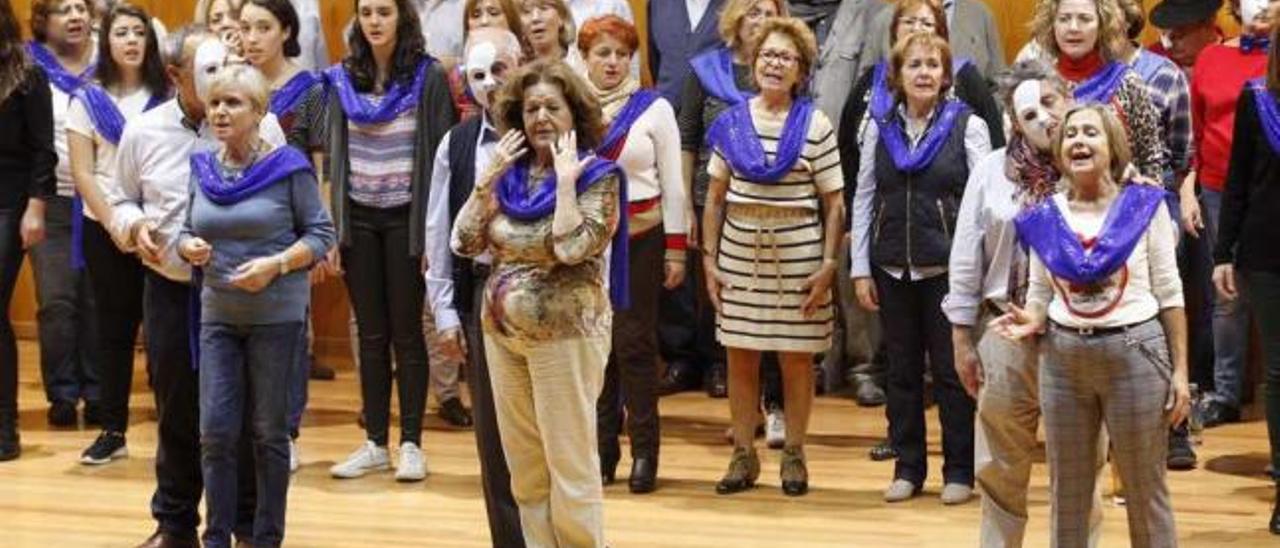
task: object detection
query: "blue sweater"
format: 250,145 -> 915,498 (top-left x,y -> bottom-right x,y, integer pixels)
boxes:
647,0 -> 726,105
180,164 -> 335,325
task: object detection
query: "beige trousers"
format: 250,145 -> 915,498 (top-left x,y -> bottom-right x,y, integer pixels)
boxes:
484,331 -> 609,548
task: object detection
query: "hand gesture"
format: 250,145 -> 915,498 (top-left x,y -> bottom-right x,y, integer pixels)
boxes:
440,327 -> 468,362
228,257 -> 278,293
552,131 -> 593,186
853,277 -> 878,312
987,303 -> 1043,341
799,261 -> 836,318
179,237 -> 212,266
482,130 -> 527,188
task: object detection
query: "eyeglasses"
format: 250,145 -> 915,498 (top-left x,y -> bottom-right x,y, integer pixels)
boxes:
758,49 -> 800,67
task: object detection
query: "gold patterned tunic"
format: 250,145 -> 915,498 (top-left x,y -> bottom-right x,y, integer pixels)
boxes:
451,173 -> 622,342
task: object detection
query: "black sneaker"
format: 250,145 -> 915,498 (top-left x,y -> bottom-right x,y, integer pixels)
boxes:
81,431 -> 128,465
1167,429 -> 1197,471
48,401 -> 77,427
438,397 -> 473,428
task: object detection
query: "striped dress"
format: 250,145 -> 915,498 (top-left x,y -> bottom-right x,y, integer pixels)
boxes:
707,103 -> 843,353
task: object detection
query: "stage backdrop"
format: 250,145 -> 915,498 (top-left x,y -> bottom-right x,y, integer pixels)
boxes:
3,0 -> 1242,366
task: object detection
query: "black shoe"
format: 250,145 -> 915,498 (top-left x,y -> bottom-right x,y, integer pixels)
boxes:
81,430 -> 128,465
657,361 -> 700,396
706,363 -> 728,399
83,401 -> 102,426
48,401 -> 77,427
869,439 -> 897,461
309,360 -> 336,381
1167,428 -> 1197,471
1201,400 -> 1240,428
0,425 -> 18,461
629,457 -> 657,494
1271,485 -> 1280,535
438,398 -> 473,428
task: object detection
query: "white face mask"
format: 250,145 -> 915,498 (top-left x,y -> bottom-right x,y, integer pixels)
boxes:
194,39 -> 230,103
1013,80 -> 1054,150
465,42 -> 501,110
1243,0 -> 1268,25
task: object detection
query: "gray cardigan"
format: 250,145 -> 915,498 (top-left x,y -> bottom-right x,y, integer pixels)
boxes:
326,61 -> 457,257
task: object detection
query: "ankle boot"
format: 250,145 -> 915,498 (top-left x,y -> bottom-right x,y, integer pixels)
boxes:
780,446 -> 809,496
715,446 -> 760,494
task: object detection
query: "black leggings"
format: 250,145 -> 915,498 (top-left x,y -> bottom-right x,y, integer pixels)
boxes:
83,219 -> 145,433
0,205 -> 25,423
343,204 -> 428,447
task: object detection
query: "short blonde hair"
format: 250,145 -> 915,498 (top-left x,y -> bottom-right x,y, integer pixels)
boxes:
718,0 -> 788,51
749,17 -> 817,95
206,64 -> 270,115
1030,0 -> 1132,62
888,32 -> 954,102
1052,104 -> 1132,183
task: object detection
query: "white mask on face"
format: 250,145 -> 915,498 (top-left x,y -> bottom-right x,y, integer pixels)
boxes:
1014,80 -> 1054,150
465,42 -> 500,110
194,39 -> 230,103
1243,0 -> 1268,25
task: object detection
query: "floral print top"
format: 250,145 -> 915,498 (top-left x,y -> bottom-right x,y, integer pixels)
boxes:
451,173 -> 621,342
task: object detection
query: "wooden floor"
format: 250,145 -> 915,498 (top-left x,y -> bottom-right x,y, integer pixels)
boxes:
0,341 -> 1276,547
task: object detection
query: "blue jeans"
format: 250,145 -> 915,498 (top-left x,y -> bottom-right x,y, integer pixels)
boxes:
199,321 -> 303,548
1202,189 -> 1254,408
29,196 -> 99,405
288,318 -> 309,439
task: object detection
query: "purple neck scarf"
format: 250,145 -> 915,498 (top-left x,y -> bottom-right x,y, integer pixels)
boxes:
192,146 -> 312,205
1072,61 -> 1128,104
598,90 -> 660,161
496,155 -> 630,309
875,99 -> 968,174
270,70 -> 322,117
324,58 -> 431,125
705,97 -> 814,183
690,47 -> 750,106
1014,183 -> 1166,285
26,41 -> 93,95
1249,78 -> 1280,155
870,57 -> 971,122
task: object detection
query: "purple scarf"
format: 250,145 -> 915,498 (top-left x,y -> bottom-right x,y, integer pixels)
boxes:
191,146 -> 313,205
496,156 -> 630,309
689,47 -> 750,106
69,85 -> 164,270
270,70 -> 322,117
26,41 -> 93,95
1072,61 -> 1128,104
598,90 -> 660,161
875,99 -> 968,174
705,97 -> 814,183
1014,183 -> 1166,285
324,58 -> 432,125
869,57 -> 972,123
1249,78 -> 1280,155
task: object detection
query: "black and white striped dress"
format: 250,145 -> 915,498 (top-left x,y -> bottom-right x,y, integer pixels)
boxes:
707,104 -> 843,353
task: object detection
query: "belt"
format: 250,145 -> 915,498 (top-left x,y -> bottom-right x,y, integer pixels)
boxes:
1049,318 -> 1153,337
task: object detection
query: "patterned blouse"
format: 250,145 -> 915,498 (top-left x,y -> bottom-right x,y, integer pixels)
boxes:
451,170 -> 621,342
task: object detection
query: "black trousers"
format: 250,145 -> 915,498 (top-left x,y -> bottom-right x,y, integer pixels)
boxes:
462,265 -> 525,547
599,227 -> 663,466
874,269 -> 975,486
0,204 -> 24,424
83,219 -> 144,433
343,204 -> 428,447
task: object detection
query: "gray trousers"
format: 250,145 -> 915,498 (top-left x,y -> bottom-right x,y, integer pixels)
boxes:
975,328 -> 1103,548
1042,319 -> 1177,548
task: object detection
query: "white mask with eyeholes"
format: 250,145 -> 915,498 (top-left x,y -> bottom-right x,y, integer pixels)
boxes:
465,42 -> 501,110
1013,80 -> 1054,151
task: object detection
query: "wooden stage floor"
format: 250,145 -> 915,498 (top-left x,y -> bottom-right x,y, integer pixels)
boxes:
0,342 -> 1276,547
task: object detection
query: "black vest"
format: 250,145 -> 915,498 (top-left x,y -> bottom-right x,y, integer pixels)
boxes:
447,115 -> 485,314
870,111 -> 971,270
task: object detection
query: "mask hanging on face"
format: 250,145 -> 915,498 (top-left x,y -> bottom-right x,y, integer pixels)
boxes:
465,42 -> 500,110
1014,80 -> 1054,150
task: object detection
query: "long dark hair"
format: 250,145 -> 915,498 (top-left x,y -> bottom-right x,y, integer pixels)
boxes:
243,0 -> 301,58
95,3 -> 169,98
0,0 -> 28,104
344,0 -> 427,93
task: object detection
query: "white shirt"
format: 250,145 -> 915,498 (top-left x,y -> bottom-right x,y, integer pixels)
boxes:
1027,194 -> 1184,329
850,108 -> 992,281
65,87 -> 152,223
424,116 -> 498,333
685,0 -> 711,30
611,97 -> 687,235
941,148 -> 1034,326
110,98 -> 287,283
291,0 -> 331,72
51,84 -> 76,197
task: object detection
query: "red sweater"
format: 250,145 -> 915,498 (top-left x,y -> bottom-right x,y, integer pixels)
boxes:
1191,44 -> 1268,191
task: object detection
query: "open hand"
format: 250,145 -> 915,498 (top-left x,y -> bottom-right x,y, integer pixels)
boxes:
988,303 -> 1043,341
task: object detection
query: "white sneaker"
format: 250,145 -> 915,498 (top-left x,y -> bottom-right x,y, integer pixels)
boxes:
329,441 -> 390,479
765,409 -> 786,449
289,439 -> 300,474
395,442 -> 427,482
